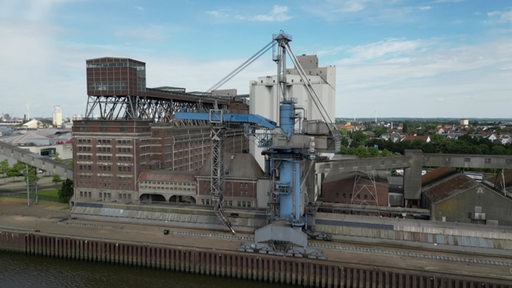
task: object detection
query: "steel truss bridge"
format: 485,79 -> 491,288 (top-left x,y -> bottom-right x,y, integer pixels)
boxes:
84,89 -> 230,123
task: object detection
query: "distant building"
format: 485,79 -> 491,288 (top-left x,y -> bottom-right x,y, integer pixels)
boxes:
22,119 -> 43,129
460,119 -> 469,126
0,128 -> 73,159
53,105 -> 63,128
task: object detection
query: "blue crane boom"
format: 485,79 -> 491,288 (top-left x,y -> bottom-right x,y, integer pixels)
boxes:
175,111 -> 277,130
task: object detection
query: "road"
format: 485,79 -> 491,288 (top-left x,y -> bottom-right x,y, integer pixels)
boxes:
0,177 -> 59,195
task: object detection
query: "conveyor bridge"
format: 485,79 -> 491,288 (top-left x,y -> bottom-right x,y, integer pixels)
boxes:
0,141 -> 73,180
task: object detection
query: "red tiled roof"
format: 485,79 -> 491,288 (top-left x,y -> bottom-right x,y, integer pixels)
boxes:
402,135 -> 430,142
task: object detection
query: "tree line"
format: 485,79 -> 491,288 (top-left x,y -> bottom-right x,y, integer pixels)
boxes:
340,131 -> 512,158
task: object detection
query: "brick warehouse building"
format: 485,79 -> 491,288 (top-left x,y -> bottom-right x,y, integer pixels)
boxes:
72,57 -> 248,204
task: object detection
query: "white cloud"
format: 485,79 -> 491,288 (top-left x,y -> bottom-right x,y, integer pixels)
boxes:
488,8 -> 512,24
250,5 -> 292,22
303,0 -> 431,23
345,39 -> 427,62
432,0 -> 464,3
114,25 -> 168,42
330,0 -> 368,13
335,38 -> 512,118
205,9 -> 230,19
0,0 -> 71,21
206,5 -> 292,23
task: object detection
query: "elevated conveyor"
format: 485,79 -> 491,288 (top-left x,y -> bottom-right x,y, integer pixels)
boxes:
0,141 -> 73,180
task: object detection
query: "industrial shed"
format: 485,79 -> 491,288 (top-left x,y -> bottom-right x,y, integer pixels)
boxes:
322,172 -> 389,207
422,173 -> 512,226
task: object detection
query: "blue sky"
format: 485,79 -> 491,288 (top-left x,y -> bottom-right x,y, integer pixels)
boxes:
1,0 -> 511,119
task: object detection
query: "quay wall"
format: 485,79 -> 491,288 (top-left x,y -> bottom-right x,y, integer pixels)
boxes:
70,203 -> 512,251
315,213 -> 512,250
1,229 -> 509,288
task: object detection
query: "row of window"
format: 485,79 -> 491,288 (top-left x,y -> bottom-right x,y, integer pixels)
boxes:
98,155 -> 112,161
201,199 -> 253,208
78,190 -> 133,201
98,165 -> 112,172
77,174 -> 133,179
140,186 -> 195,192
77,146 -> 92,152
99,192 -> 112,199
77,139 -> 92,144
77,165 -> 133,172
98,147 -> 112,153
118,166 -> 132,172
79,191 -> 92,198
77,154 -> 93,161
87,61 -> 145,69
140,181 -> 194,186
89,81 -> 128,91
118,147 -> 132,153
117,139 -> 132,145
77,146 -> 133,153
118,156 -> 132,162
77,155 -> 133,162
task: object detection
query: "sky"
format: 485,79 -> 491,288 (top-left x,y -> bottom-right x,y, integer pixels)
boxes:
0,0 -> 511,119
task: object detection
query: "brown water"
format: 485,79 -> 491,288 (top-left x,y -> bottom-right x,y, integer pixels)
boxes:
0,251 -> 294,288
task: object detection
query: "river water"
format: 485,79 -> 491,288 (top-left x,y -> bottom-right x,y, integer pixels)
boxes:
0,251 -> 293,288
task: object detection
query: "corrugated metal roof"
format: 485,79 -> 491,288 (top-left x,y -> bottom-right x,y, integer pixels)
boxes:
423,173 -> 478,203
0,130 -> 50,146
422,167 -> 457,186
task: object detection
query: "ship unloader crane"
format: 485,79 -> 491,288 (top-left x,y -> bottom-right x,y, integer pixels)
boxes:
175,32 -> 338,257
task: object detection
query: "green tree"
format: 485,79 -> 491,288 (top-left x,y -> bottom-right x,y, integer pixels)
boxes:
58,179 -> 74,203
491,145 -> 507,155
368,126 -> 387,137
7,161 -> 25,177
52,174 -> 62,184
349,130 -> 368,147
0,160 -> 9,175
